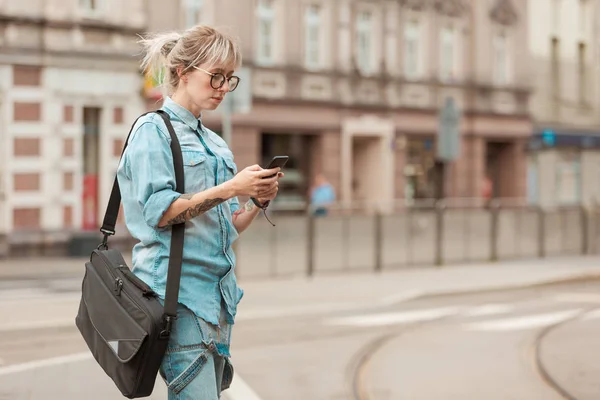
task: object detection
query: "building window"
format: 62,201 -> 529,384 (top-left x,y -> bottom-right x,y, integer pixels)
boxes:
578,41 -> 586,105
551,37 -> 560,100
493,32 -> 509,85
305,4 -> 322,69
257,0 -> 276,65
404,20 -> 421,80
79,0 -> 101,13
184,0 -> 203,29
356,10 -> 374,74
439,26 -> 457,83
556,151 -> 581,205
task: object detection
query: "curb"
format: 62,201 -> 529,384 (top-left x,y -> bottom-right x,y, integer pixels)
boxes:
534,312 -> 582,400
406,271 -> 600,303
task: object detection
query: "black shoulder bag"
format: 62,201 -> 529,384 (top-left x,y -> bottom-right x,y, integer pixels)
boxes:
75,110 -> 185,398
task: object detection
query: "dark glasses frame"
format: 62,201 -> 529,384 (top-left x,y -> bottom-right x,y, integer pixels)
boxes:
193,66 -> 240,92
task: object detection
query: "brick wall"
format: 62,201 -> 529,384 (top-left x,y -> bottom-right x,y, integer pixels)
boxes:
13,102 -> 41,121
13,138 -> 41,157
13,208 -> 41,230
13,65 -> 41,86
451,136 -> 485,198
13,173 -> 40,191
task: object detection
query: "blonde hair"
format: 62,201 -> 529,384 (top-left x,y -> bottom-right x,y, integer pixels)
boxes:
139,25 -> 242,95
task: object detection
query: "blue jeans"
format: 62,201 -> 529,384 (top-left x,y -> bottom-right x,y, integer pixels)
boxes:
159,302 -> 234,399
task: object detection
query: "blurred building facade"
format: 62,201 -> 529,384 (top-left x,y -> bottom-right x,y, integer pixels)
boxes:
0,0 -> 147,254
147,0 -> 532,211
527,0 -> 600,208
0,0 -> 534,254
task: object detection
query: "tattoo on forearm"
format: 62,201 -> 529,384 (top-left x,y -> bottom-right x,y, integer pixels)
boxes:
233,208 -> 245,221
167,198 -> 225,225
233,200 -> 256,222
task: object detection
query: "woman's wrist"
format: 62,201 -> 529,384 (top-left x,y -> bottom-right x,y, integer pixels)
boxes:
252,197 -> 270,208
221,180 -> 238,199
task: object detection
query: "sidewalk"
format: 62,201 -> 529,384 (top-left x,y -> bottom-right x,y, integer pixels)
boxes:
1,256 -> 600,400
236,255 -> 600,317
1,255 -> 600,324
0,256 -> 90,281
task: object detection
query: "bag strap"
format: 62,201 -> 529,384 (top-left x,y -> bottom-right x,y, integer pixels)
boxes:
99,109 -> 185,337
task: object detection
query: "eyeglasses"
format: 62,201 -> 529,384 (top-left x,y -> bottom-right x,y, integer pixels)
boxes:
193,67 -> 240,92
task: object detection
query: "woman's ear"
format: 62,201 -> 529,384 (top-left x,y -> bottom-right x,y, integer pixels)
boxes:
177,67 -> 187,83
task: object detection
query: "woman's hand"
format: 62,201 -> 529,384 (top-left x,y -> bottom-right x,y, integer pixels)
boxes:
257,172 -> 284,203
229,165 -> 281,198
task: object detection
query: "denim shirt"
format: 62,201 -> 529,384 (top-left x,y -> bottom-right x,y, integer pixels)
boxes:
116,97 -> 243,326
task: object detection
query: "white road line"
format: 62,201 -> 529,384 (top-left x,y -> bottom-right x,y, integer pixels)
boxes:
0,352 -> 263,400
0,293 -> 81,304
0,352 -> 92,377
325,307 -> 461,327
0,319 -> 75,332
553,293 -> 600,304
226,375 -> 264,400
582,309 -> 600,321
238,290 -> 437,322
236,301 -> 366,320
378,290 -> 424,307
460,304 -> 514,317
464,309 -> 581,332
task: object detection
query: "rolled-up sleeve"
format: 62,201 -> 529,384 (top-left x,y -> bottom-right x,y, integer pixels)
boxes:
229,196 -> 240,213
124,120 -> 181,228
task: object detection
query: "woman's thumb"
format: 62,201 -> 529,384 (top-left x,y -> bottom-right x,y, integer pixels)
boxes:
246,164 -> 262,171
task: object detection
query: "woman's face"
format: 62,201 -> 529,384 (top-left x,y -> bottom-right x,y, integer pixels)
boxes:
184,64 -> 235,111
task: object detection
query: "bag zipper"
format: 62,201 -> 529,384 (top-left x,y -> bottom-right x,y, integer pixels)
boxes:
92,250 -> 123,295
118,266 -> 156,297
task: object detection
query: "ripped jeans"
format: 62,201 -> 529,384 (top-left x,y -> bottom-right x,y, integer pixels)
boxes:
158,302 -> 234,400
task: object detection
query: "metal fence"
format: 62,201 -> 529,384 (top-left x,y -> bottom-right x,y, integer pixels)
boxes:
234,199 -> 600,280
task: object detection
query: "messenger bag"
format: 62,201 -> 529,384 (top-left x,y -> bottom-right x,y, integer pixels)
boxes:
75,110 -> 185,398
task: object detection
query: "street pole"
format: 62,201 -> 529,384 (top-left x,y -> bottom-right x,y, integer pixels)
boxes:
222,93 -> 233,146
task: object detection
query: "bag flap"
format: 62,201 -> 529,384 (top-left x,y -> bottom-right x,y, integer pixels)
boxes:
83,262 -> 148,363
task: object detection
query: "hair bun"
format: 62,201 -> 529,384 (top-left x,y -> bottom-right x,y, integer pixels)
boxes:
161,35 -> 181,57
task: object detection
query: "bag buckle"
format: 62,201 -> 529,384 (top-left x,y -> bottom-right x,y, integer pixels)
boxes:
98,228 -> 115,250
160,315 -> 175,339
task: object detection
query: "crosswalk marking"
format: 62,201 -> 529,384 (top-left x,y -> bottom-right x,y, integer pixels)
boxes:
553,293 -> 600,304
326,307 -> 461,327
582,309 -> 600,321
460,304 -> 513,317
464,309 -> 581,332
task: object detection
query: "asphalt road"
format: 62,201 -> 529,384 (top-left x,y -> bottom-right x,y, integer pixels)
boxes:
1,279 -> 600,399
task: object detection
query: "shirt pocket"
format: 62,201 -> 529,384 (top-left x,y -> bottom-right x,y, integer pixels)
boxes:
182,150 -> 208,193
223,156 -> 237,182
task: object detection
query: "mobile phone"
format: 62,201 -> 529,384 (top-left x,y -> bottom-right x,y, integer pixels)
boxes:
263,156 -> 289,178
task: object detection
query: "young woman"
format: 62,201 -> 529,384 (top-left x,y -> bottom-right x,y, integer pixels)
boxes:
117,25 -> 282,399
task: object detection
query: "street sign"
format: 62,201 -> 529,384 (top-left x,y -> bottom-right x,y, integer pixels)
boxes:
541,129 -> 556,147
436,96 -> 461,162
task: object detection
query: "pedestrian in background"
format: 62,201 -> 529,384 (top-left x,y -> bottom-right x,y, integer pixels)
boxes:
310,173 -> 336,216
118,24 -> 283,399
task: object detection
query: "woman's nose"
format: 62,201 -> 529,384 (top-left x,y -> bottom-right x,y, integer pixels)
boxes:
220,80 -> 231,93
